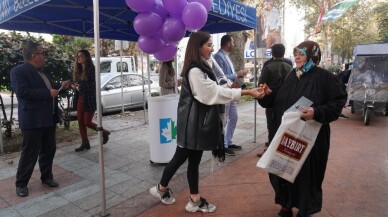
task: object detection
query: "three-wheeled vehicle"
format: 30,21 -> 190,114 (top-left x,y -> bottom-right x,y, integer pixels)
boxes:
347,43 -> 388,125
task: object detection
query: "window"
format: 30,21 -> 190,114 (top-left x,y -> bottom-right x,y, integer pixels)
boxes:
106,76 -> 122,89
117,62 -> 128,72
101,61 -> 111,73
128,74 -> 143,86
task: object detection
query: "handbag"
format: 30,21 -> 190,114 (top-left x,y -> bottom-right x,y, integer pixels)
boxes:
257,112 -> 322,183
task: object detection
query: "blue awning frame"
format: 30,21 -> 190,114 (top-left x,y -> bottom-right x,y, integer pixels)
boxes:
0,0 -> 256,40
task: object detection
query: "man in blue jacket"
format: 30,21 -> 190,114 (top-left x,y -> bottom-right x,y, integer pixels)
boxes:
10,42 -> 70,197
213,35 -> 246,156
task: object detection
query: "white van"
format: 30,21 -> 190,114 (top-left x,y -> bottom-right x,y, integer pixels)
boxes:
93,56 -> 136,73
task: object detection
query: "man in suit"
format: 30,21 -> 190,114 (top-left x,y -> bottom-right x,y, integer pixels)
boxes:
213,35 -> 246,156
10,42 -> 70,197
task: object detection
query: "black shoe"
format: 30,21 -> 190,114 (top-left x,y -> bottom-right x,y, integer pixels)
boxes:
75,141 -> 90,152
103,130 -> 111,144
42,179 -> 59,188
228,144 -> 242,150
16,186 -> 28,197
224,148 -> 235,156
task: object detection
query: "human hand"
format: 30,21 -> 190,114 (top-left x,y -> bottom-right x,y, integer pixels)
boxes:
61,80 -> 70,90
237,70 -> 247,78
259,83 -> 272,95
50,89 -> 59,97
177,78 -> 182,87
71,82 -> 79,91
300,107 -> 314,120
248,87 -> 265,99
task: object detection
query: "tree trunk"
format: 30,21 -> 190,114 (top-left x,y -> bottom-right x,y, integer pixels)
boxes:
229,32 -> 248,72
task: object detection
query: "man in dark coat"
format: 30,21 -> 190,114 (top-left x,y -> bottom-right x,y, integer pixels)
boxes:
10,42 -> 69,197
259,41 -> 347,217
257,43 -> 293,157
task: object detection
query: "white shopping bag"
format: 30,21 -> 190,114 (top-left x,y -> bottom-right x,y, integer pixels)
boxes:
257,112 -> 322,183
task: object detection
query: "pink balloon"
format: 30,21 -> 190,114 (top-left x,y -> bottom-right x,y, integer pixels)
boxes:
188,0 -> 213,12
125,0 -> 155,13
162,17 -> 186,43
162,0 -> 187,17
154,44 -> 177,62
134,12 -> 163,37
182,2 -> 208,31
138,35 -> 165,54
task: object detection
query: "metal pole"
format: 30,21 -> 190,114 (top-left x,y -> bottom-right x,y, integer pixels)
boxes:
253,28 -> 258,143
93,0 -> 108,216
120,41 -> 124,115
141,53 -> 147,123
0,113 -> 3,154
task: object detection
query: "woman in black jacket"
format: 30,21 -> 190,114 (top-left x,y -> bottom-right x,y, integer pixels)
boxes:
71,50 -> 110,152
150,32 -> 265,213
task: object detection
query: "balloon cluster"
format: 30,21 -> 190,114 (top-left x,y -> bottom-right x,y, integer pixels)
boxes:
126,0 -> 213,61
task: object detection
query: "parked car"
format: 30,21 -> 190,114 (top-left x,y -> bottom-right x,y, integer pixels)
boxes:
93,56 -> 136,73
100,73 -> 160,113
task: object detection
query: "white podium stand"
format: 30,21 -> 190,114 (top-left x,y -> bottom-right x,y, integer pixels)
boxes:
148,94 -> 179,163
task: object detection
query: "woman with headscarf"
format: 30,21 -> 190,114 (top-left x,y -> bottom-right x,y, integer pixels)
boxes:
259,41 -> 347,217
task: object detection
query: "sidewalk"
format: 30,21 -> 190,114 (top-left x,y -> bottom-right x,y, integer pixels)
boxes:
0,103 -> 387,217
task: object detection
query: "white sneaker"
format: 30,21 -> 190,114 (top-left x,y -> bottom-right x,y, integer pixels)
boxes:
185,197 -> 216,213
149,185 -> 176,205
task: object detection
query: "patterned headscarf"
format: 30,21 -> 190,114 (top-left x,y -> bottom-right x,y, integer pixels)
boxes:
293,41 -> 321,74
295,41 -> 321,64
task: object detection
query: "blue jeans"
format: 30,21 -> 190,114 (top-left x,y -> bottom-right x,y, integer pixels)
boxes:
224,102 -> 238,148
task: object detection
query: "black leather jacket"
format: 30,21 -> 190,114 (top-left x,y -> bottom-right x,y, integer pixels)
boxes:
177,63 -> 222,151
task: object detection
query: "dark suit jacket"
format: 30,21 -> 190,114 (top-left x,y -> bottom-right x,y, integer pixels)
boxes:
10,62 -> 59,130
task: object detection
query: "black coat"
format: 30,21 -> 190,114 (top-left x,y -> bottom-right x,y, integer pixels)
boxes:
177,63 -> 222,151
10,62 -> 61,130
72,67 -> 97,112
259,66 -> 347,215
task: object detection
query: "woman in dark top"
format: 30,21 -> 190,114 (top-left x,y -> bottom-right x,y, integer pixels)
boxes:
72,50 -> 110,152
259,41 -> 347,217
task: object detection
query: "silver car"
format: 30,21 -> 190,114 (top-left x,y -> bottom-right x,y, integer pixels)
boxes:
100,73 -> 160,113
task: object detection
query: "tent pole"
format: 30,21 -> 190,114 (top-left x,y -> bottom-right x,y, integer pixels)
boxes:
120,41 -> 124,115
93,0 -> 108,216
141,53 -> 147,123
145,55 -> 151,123
253,29 -> 258,143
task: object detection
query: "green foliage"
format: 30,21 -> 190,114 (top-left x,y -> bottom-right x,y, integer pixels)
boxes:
330,1 -> 380,61
0,32 -> 75,91
374,2 -> 388,42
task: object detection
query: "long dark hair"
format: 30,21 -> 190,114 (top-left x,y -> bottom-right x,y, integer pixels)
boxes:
73,50 -> 95,81
161,59 -> 175,76
181,31 -> 211,77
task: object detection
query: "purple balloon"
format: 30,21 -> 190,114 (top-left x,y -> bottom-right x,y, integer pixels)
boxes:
125,0 -> 155,13
188,0 -> 213,12
162,17 -> 186,43
154,44 -> 177,62
182,2 -> 208,31
138,35 -> 165,54
162,0 -> 187,17
152,0 -> 169,20
134,12 -> 163,37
